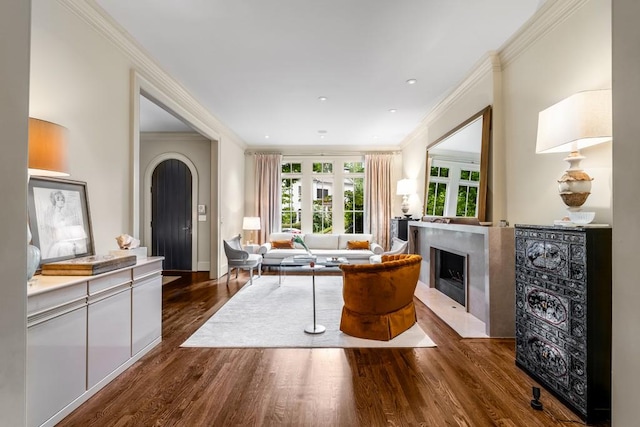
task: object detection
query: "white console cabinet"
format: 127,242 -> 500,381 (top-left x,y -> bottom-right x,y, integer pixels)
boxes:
27,257 -> 163,427
132,263 -> 163,355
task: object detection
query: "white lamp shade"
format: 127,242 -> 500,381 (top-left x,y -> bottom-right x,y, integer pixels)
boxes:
396,179 -> 416,196
535,89 -> 612,154
242,216 -> 261,230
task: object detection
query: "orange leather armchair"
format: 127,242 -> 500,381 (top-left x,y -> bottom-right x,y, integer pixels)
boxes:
339,254 -> 422,341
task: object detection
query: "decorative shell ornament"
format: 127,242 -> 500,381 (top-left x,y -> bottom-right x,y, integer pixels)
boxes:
115,234 -> 141,249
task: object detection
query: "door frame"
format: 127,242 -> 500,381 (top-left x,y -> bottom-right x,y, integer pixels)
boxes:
131,70 -> 222,279
144,153 -> 199,271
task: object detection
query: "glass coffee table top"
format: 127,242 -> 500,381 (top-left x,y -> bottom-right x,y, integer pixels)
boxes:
280,255 -> 348,267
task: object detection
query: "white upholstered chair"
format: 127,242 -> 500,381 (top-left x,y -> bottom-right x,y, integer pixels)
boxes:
369,237 -> 409,264
223,234 -> 262,286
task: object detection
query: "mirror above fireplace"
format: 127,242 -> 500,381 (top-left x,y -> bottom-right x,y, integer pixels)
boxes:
423,106 -> 492,222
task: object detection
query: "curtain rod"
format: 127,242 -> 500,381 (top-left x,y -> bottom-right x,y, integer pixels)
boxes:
244,150 -> 400,156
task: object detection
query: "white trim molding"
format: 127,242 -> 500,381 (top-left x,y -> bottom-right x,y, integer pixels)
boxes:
399,0 -> 590,149
59,0 -> 244,149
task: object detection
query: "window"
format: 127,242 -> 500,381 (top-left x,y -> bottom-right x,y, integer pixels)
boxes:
456,169 -> 480,216
312,162 -> 333,233
281,162 -> 302,232
425,161 -> 479,217
425,166 -> 448,216
280,158 -> 365,234
343,162 -> 364,233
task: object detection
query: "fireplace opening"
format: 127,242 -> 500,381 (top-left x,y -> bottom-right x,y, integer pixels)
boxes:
434,249 -> 466,306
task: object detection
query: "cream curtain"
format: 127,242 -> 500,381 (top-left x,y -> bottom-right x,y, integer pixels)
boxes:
254,153 -> 282,244
365,153 -> 393,251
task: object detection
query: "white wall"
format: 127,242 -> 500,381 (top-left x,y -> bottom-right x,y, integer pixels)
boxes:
402,0 -> 612,226
612,0 -> 640,424
30,0 -> 247,282
220,139 -> 246,272
0,2 -> 30,424
30,0 -> 133,253
503,0 -> 612,225
402,57 -> 497,220
140,132 -> 212,270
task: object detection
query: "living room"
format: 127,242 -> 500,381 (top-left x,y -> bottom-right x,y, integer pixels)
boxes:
2,0 -> 639,426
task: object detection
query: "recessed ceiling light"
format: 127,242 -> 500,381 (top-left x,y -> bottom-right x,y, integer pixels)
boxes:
318,96 -> 328,102
389,109 -> 397,113
373,135 -> 379,139
265,135 -> 270,139
406,78 -> 417,85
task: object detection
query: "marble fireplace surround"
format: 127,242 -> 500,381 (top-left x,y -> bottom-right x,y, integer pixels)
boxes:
409,221 -> 515,337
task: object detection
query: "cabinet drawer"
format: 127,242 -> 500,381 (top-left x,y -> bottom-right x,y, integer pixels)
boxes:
27,281 -> 87,318
89,269 -> 131,295
133,259 -> 163,281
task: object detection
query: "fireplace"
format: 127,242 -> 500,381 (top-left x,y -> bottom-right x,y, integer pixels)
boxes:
434,248 -> 467,306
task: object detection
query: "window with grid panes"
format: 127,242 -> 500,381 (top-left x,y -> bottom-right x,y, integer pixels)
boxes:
281,162 -> 302,232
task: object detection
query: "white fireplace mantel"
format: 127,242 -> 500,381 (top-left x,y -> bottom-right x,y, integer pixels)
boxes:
409,221 -> 515,337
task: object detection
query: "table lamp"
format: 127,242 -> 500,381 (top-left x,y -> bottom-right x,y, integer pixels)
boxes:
27,118 -> 69,282
535,89 -> 612,215
396,179 -> 416,217
242,216 -> 261,244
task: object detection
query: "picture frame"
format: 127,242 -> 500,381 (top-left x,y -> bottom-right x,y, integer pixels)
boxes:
28,176 -> 95,266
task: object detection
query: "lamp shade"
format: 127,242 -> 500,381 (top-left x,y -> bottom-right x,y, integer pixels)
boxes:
535,89 -> 612,154
28,118 -> 69,176
242,216 -> 261,230
396,179 -> 415,196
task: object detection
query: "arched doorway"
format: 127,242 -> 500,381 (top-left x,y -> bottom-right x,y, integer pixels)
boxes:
151,158 -> 193,270
145,152 -> 200,271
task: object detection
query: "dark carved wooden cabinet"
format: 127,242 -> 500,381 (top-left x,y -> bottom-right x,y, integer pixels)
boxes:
514,225 -> 611,423
390,218 -> 410,241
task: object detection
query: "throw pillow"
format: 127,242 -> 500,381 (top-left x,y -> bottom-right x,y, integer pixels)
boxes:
347,240 -> 370,250
271,239 -> 294,249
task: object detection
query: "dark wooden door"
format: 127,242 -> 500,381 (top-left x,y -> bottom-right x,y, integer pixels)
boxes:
151,159 -> 192,270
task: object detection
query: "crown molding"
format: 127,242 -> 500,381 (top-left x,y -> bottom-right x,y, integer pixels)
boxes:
399,0 -> 590,150
499,0 -> 590,67
58,0 -> 246,148
400,52 -> 498,149
140,132 -> 209,142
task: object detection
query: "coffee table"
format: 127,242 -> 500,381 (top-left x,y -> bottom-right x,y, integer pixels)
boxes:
279,256 -> 348,334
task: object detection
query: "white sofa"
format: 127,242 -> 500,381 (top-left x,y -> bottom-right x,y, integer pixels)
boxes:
258,232 -> 383,267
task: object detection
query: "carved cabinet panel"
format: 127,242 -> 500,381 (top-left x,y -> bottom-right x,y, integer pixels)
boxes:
391,218 -> 409,241
514,225 -> 611,423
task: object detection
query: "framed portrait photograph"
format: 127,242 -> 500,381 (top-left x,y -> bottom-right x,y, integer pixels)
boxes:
28,176 -> 95,266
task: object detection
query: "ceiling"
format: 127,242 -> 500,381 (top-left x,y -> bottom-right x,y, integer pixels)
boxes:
98,0 -> 545,149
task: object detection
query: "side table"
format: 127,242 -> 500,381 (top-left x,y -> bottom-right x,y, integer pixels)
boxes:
303,265 -> 326,334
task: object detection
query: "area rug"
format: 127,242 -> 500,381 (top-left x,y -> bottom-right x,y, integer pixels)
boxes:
181,275 -> 436,348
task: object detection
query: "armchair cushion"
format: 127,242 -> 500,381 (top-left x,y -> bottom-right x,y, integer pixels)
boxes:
339,254 -> 422,340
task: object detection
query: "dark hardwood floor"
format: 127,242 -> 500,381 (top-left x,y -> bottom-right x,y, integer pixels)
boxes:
59,271 -> 603,426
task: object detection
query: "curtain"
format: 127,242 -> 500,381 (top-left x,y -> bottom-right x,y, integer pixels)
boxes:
365,153 -> 393,251
254,153 -> 281,244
